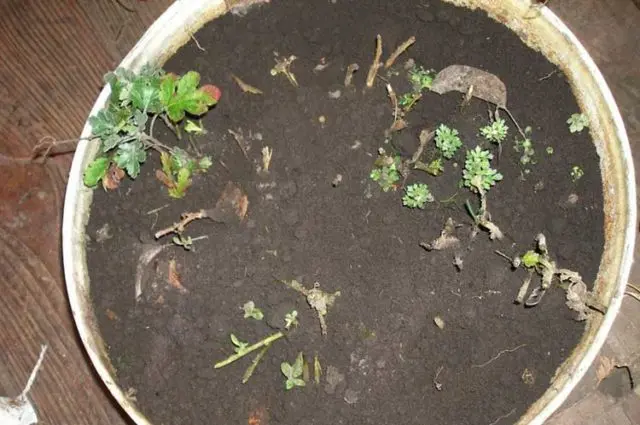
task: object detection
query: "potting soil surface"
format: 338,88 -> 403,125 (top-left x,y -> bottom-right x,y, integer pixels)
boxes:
87,1 -> 604,424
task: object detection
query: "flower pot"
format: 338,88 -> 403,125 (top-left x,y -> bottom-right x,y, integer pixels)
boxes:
62,1 -> 636,424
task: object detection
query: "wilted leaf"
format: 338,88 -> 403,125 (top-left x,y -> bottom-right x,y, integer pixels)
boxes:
155,169 -> 175,188
595,356 -> 618,385
83,157 -> 110,187
168,259 -> 188,293
431,65 -> 507,108
102,163 -> 126,190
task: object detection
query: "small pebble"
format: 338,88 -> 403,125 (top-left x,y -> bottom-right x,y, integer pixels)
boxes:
332,174 -> 343,187
318,115 -> 326,124
434,316 -> 445,330
328,90 -> 341,99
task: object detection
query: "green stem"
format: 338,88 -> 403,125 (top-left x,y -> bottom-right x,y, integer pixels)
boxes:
242,344 -> 271,383
464,200 -> 477,222
214,331 -> 284,369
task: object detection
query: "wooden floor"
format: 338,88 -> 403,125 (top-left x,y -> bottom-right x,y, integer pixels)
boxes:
0,1 -> 638,424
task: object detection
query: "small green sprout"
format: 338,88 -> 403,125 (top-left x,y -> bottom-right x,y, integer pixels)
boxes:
546,146 -> 554,155
402,183 -> 434,209
398,92 -> 422,112
370,149 -> 402,192
435,124 -> 462,159
281,352 -> 306,390
172,234 -> 193,250
571,165 -> 584,182
408,65 -> 435,92
281,280 -> 340,335
242,301 -> 264,320
230,334 -> 249,354
513,126 -> 535,166
567,113 -> 589,133
480,118 -> 508,144
184,119 -> 206,135
463,146 -> 503,193
159,149 -> 212,199
521,250 -> 541,268
285,310 -> 299,329
414,158 -> 444,176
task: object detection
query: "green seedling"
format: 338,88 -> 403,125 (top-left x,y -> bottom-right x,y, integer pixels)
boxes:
571,165 -> 584,182
495,234 -> 602,321
285,310 -> 299,329
402,183 -> 434,209
370,148 -> 402,192
242,301 -> 264,320
567,113 -> 589,133
408,65 -> 436,92
83,66 -> 220,195
281,352 -> 306,390
280,280 -> 340,336
184,119 -> 206,135
172,234 -> 193,250
159,149 -> 212,198
230,334 -> 249,354
398,92 -> 422,112
435,124 -> 462,159
546,146 -> 554,155
513,126 -> 535,168
480,118 -> 508,145
463,146 -> 503,240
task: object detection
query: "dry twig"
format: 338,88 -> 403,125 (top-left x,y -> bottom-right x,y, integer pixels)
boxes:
365,35 -> 383,88
384,36 -> 415,69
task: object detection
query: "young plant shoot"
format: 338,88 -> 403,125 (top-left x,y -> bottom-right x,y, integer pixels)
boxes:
281,352 -> 306,390
480,118 -> 508,145
434,124 -> 462,159
370,148 -> 402,192
463,146 -> 504,240
402,183 -> 434,209
242,301 -> 264,320
285,310 -> 299,329
83,66 -> 220,197
567,113 -> 589,133
571,165 -> 584,182
408,65 -> 435,92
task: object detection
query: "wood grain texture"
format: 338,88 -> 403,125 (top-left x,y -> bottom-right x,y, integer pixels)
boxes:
0,1 -> 170,424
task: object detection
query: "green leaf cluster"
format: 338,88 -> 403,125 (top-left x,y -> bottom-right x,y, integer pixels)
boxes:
243,301 -> 264,321
281,352 -> 306,390
402,183 -> 434,209
463,146 -> 503,193
567,113 -> 589,133
83,65 -> 218,193
480,118 -> 508,144
408,65 -> 435,92
160,149 -> 212,198
370,152 -> 402,192
435,124 -> 462,159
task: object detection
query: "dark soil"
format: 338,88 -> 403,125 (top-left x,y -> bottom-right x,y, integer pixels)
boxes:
87,1 -> 604,424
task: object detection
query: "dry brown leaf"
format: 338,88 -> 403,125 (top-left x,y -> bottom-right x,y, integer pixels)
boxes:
595,355 -> 618,385
155,169 -> 175,188
105,309 -> 119,321
102,164 -> 125,191
168,259 -> 188,294
232,74 -> 263,95
207,181 -> 249,222
431,64 -> 507,108
248,406 -> 268,425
